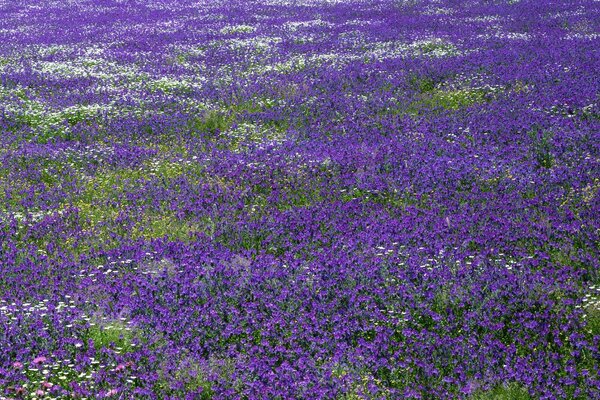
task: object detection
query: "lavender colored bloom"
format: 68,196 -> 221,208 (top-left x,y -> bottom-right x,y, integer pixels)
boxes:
0,0 -> 599,398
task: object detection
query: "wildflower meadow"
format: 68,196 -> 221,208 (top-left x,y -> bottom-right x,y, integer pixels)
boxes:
0,0 -> 599,398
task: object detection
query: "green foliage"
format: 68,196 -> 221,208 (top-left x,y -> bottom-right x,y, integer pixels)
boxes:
432,288 -> 451,315
528,127 -> 554,169
587,308 -> 600,337
410,75 -> 436,93
330,364 -> 391,399
62,107 -> 95,125
416,40 -> 457,55
139,213 -> 200,241
584,294 -> 600,337
148,77 -> 193,94
404,76 -> 491,116
154,355 -> 218,398
170,364 -> 213,398
469,383 -> 531,400
85,322 -> 135,352
190,100 -> 261,133
189,110 -> 233,135
340,187 -> 430,210
426,89 -> 488,110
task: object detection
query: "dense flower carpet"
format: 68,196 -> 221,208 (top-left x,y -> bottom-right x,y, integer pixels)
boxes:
0,0 -> 599,398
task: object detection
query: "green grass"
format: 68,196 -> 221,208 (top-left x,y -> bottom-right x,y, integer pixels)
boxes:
330,364 -> 391,399
187,99 -> 264,138
86,321 -> 135,352
340,187 -> 431,210
177,368 -> 213,397
155,357 -> 214,398
415,40 -> 457,55
527,127 -> 554,169
147,77 -> 193,94
69,158 -> 210,243
405,88 -> 490,116
426,88 -> 488,110
7,101 -> 105,143
135,212 -> 202,241
409,75 -> 437,93
189,109 -> 234,135
387,76 -> 492,118
469,383 -> 531,400
584,296 -> 600,337
1,157 -> 217,256
431,288 -> 452,315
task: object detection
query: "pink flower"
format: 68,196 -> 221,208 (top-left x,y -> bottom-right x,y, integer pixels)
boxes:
32,356 -> 47,364
12,361 -> 23,369
42,381 -> 53,389
105,388 -> 118,397
35,389 -> 45,396
115,363 -> 126,372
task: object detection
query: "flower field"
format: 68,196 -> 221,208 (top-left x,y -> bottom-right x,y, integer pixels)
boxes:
0,0 -> 599,398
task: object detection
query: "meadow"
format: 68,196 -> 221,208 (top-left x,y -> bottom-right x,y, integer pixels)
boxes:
0,0 -> 599,398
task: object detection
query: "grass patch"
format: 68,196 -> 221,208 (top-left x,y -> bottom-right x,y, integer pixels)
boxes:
185,98 -> 290,151
414,39 -> 458,56
527,127 -> 554,169
425,88 -> 488,110
86,321 -> 135,352
133,213 -> 202,241
586,307 -> 600,337
175,363 -> 213,396
189,109 -> 234,136
155,356 -> 215,398
469,382 -> 531,400
340,187 -> 431,210
409,75 -> 437,93
187,100 -> 261,138
583,290 -> 600,337
75,157 -> 201,204
331,364 -> 391,399
386,77 -> 491,117
148,77 -> 194,94
8,102 -> 106,143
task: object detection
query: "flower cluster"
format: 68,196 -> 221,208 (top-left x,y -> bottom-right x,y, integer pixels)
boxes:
1,0 -> 599,398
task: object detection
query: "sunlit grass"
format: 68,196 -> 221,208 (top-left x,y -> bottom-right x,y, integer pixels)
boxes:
86,321 -> 135,352
469,383 -> 531,400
